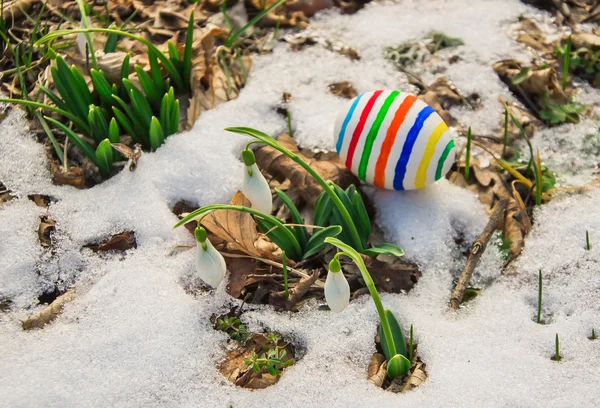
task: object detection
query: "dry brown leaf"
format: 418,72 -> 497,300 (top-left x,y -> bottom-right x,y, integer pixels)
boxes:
255,133 -> 357,206
0,182 -> 16,205
328,81 -> 358,99
38,216 -> 55,248
571,32 -> 600,52
111,143 -> 142,171
515,17 -> 556,56
22,290 -> 76,330
400,361 -> 427,392
225,256 -> 258,298
201,191 -> 258,255
367,353 -> 387,387
345,257 -> 421,294
85,231 -> 137,252
51,164 -> 87,189
418,77 -> 466,126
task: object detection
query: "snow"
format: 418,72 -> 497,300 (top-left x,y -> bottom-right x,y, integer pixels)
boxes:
1,0 -> 599,407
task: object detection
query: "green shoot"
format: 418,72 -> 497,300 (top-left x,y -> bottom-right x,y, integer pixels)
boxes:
287,110 -> 293,137
225,0 -> 287,48
562,35 -> 571,91
586,230 -> 591,250
537,269 -> 543,324
591,328 -> 597,340
535,148 -> 543,206
409,324 -> 414,362
554,333 -> 562,361
464,127 -> 472,180
216,315 -> 249,343
282,251 -> 289,301
502,108 -> 508,158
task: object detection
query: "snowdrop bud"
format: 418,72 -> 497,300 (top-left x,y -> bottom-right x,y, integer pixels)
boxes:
195,225 -> 226,288
242,149 -> 273,214
325,259 -> 350,313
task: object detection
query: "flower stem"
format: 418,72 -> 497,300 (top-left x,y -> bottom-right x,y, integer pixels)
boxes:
225,127 -> 364,251
329,239 -> 396,357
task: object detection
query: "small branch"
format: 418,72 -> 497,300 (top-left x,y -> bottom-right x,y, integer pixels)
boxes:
449,199 -> 508,309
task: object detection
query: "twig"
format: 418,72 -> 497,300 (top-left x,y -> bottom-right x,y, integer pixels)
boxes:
449,199 -> 508,309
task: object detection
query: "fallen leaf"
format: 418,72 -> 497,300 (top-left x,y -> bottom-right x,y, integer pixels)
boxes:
38,216 -> 55,248
85,231 -> 137,252
111,143 -> 142,171
368,353 -> 387,387
255,133 -> 357,206
400,361 -> 427,392
328,81 -> 358,99
0,182 -> 15,205
225,256 -> 259,298
346,257 -> 421,294
51,164 -> 87,189
27,194 -> 54,207
22,290 -> 76,330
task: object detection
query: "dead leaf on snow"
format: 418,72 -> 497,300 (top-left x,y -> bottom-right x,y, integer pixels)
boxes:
418,77 -> 467,126
255,133 -> 357,206
368,353 -> 387,387
38,216 -> 55,248
0,182 -> 16,205
400,361 -> 428,392
22,290 -> 76,330
85,231 -> 137,252
284,30 -> 360,59
571,32 -> 600,52
328,81 -> 358,99
515,17 -> 556,56
111,143 -> 142,171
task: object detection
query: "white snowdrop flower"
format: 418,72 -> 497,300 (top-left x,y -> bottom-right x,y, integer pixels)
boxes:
324,258 -> 350,313
241,148 -> 273,214
195,226 -> 226,288
77,17 -> 91,58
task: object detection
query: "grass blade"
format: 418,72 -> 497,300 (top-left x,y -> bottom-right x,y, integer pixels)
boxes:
275,188 -> 309,250
149,116 -> 165,151
183,11 -> 194,92
226,0 -> 287,48
302,225 -> 342,259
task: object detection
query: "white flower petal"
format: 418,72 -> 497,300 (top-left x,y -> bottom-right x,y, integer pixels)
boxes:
205,239 -> 227,281
242,163 -> 273,214
77,18 -> 91,58
324,270 -> 350,313
195,243 -> 224,288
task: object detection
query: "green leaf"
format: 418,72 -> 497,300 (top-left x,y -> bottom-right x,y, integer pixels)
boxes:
275,188 -> 309,250
183,11 -> 194,92
149,116 -> 164,151
135,65 -> 161,111
104,33 -> 118,53
45,116 -> 108,174
37,84 -> 69,112
226,0 -> 286,48
254,216 -> 302,261
350,188 -> 371,244
36,111 -> 64,164
70,65 -> 93,106
380,309 -> 407,360
87,104 -> 110,143
302,225 -> 342,259
313,191 -> 333,227
113,93 -> 150,140
387,353 -> 411,378
148,49 -> 165,96
89,69 -> 114,108
112,105 -> 145,147
362,243 -> 405,258
95,138 -> 113,173
511,67 -> 529,85
120,54 -> 130,83
51,61 -> 87,121
108,117 -> 120,144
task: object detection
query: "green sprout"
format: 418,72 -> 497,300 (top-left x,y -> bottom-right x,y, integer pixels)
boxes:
217,315 -> 249,343
409,324 -> 414,362
464,126 -> 472,180
287,110 -> 293,138
553,333 -> 562,362
224,0 -> 287,49
502,108 -> 509,158
244,333 -> 294,376
562,35 -> 572,91
591,328 -> 597,341
282,251 -> 289,301
586,230 -> 591,250
325,237 -> 410,378
537,269 -> 543,324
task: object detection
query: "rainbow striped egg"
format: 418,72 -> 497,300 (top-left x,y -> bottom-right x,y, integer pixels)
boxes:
334,90 -> 456,190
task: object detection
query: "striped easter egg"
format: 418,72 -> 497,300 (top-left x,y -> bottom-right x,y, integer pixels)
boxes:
334,90 -> 456,190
